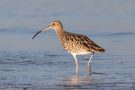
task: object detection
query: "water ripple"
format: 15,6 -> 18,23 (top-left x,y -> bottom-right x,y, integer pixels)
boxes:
103,31 -> 135,37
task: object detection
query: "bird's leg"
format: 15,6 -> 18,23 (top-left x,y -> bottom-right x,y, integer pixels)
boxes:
72,54 -> 78,74
88,54 -> 93,65
88,63 -> 91,75
88,54 -> 93,74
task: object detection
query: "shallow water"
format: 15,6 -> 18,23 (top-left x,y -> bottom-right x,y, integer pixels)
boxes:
0,34 -> 135,90
0,0 -> 135,90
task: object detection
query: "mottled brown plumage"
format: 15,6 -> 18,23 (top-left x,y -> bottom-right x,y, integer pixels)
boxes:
32,20 -> 105,74
60,31 -> 105,54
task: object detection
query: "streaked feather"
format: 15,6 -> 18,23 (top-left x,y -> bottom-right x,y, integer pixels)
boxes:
59,31 -> 105,55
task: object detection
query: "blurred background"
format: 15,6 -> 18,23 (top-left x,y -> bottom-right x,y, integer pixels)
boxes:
0,0 -> 134,53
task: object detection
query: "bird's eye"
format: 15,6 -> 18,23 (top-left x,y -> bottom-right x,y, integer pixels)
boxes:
52,23 -> 55,25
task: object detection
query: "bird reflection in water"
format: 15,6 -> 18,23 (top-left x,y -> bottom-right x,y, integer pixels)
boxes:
63,72 -> 93,85
58,67 -> 95,90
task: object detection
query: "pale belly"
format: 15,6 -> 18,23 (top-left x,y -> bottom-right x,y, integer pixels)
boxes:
66,48 -> 91,55
72,51 -> 90,55
63,42 -> 92,55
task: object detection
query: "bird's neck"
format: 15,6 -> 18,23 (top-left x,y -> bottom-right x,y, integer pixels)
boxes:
55,28 -> 64,39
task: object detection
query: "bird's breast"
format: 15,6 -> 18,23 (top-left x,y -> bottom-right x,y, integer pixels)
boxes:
62,42 -> 90,55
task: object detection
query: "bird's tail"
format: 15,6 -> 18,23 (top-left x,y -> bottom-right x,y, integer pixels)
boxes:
98,47 -> 105,53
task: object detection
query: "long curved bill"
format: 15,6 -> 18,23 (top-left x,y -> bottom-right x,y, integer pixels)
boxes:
32,30 -> 42,39
32,26 -> 50,39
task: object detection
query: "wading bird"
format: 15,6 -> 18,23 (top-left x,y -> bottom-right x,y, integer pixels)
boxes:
32,21 -> 105,74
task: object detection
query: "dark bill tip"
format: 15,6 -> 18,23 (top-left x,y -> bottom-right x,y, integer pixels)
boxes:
32,30 -> 42,39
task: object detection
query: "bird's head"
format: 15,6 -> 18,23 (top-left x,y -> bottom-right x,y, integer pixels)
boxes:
48,21 -> 63,30
32,21 -> 63,39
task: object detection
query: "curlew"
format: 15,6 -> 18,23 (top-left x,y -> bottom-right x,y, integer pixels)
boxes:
32,21 -> 105,74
